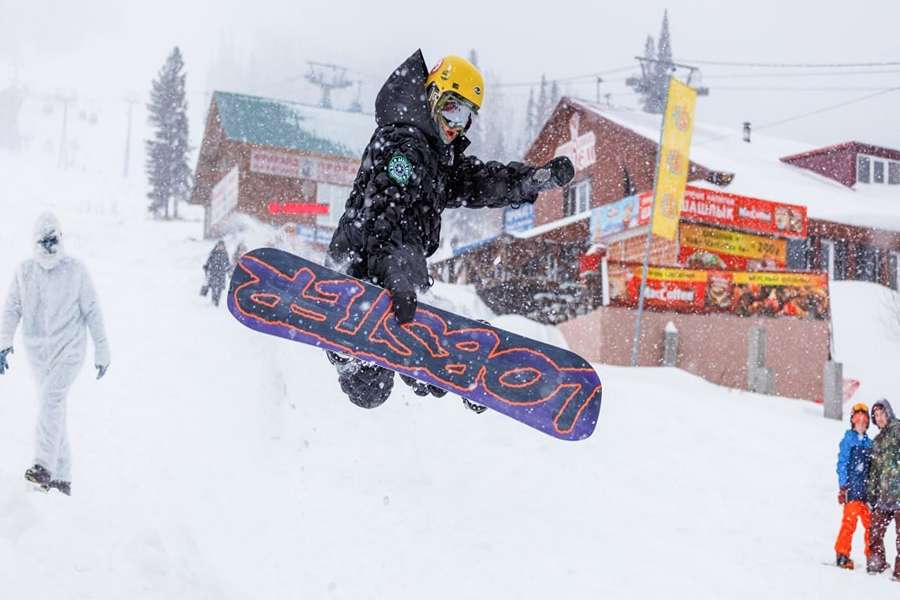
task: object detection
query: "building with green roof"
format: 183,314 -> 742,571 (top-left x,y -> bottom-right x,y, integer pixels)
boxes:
190,91 -> 375,238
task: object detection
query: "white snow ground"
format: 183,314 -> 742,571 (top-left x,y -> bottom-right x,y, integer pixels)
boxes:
0,150 -> 898,599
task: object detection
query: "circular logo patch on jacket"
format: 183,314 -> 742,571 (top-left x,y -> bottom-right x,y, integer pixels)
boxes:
387,153 -> 413,186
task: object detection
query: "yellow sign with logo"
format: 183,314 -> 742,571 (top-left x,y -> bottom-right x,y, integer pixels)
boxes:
651,78 -> 698,240
680,223 -> 787,263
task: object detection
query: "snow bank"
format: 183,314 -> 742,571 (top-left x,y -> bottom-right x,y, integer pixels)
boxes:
0,149 -> 897,598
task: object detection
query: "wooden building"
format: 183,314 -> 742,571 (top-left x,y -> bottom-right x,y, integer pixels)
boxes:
433,97 -> 900,299
190,91 -> 374,241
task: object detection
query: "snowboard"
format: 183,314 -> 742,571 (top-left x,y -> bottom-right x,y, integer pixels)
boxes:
227,248 -> 602,441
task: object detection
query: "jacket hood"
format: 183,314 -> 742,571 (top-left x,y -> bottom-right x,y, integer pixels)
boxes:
375,50 -> 441,144
32,211 -> 65,270
872,398 -> 896,423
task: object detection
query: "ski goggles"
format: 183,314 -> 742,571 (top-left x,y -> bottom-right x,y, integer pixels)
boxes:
37,234 -> 60,253
436,93 -> 478,131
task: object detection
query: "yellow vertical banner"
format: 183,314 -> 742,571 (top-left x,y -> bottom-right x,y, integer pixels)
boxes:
651,78 -> 698,240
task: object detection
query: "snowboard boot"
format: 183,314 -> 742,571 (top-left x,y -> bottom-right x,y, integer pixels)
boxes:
47,480 -> 71,496
867,558 -> 889,574
25,464 -> 51,490
327,350 -> 360,375
836,554 -> 854,570
398,374 -> 448,398
338,362 -> 394,409
462,398 -> 488,414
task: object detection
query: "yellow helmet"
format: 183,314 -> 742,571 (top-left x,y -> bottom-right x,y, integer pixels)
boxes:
426,55 -> 484,110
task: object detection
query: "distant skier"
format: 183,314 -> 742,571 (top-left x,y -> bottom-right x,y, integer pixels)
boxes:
0,212 -> 111,496
866,399 -> 900,579
203,240 -> 231,307
326,49 -> 574,409
833,402 -> 872,570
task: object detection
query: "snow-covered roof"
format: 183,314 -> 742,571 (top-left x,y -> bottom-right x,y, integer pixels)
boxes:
569,98 -> 900,233
214,91 -> 375,158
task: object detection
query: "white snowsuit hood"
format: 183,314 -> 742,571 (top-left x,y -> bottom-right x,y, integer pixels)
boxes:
33,211 -> 66,270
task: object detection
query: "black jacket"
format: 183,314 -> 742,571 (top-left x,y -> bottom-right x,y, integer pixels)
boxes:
205,245 -> 231,285
328,49 -> 541,296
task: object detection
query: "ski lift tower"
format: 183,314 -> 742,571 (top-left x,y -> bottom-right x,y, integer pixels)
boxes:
305,62 -> 354,109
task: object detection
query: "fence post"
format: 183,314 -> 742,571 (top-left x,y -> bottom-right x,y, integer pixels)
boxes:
663,321 -> 678,367
823,361 -> 843,420
747,326 -> 766,390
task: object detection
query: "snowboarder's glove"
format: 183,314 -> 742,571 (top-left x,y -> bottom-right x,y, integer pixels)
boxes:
521,156 -> 575,197
391,291 -> 417,324
838,487 -> 848,505
96,364 -> 109,380
0,347 -> 12,375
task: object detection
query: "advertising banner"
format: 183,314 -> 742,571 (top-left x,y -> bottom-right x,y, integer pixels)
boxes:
651,78 -> 698,240
250,149 -> 302,178
679,223 -> 787,270
681,186 -> 807,239
250,149 -> 358,185
589,191 -> 653,241
209,165 -> 239,228
504,204 -> 535,234
607,262 -> 829,320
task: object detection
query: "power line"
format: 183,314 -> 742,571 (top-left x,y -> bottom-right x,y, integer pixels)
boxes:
694,86 -> 900,145
494,65 -> 634,88
755,86 -> 900,129
713,86 -> 897,92
703,69 -> 900,79
678,59 -> 900,68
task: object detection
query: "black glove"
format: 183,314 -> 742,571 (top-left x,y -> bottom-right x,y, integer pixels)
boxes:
372,245 -> 430,325
391,291 -> 417,324
837,487 -> 847,505
521,156 -> 575,196
96,364 -> 109,380
0,347 -> 12,375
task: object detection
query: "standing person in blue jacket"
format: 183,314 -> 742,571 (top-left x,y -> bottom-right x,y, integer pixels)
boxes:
833,402 -> 873,569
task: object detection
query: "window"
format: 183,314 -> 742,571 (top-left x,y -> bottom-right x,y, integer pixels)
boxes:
858,156 -> 870,183
874,161 -> 885,184
890,162 -> 900,185
564,179 -> 591,217
855,245 -> 879,282
858,154 -> 900,185
786,238 -> 809,270
821,239 -> 835,279
890,252 -> 900,290
317,183 -> 352,227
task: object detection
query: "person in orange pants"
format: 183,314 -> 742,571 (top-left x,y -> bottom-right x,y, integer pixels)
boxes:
834,403 -> 873,569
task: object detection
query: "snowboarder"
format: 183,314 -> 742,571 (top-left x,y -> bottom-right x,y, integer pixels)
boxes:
833,402 -> 872,569
0,212 -> 111,496
325,50 -> 574,410
203,240 -> 231,307
866,398 -> 900,580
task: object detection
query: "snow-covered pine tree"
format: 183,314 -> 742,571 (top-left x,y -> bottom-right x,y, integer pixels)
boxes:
535,74 -> 548,126
0,85 -> 24,151
652,10 -> 674,110
146,47 -> 191,219
629,13 -> 674,114
525,88 -> 536,144
549,80 -> 560,114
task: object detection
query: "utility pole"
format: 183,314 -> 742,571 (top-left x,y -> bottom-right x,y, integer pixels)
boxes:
595,77 -> 603,103
55,93 -> 75,169
123,96 -> 139,178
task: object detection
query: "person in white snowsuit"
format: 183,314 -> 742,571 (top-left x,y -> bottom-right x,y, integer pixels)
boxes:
0,212 -> 110,495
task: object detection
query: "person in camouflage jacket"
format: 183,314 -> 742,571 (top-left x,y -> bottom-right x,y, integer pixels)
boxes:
866,398 -> 900,579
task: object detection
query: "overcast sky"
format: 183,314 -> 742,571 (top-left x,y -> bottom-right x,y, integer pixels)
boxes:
3,0 -> 899,149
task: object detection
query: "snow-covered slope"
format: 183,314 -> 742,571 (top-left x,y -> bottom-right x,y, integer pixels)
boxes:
0,150 -> 897,598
